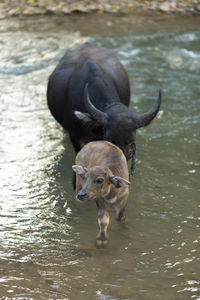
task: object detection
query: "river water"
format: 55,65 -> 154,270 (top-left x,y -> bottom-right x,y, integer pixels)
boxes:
0,14 -> 199,300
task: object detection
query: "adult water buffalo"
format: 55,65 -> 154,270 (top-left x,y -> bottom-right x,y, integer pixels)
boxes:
47,42 -> 161,160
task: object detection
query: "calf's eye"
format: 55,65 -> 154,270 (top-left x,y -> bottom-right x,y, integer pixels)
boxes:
96,178 -> 104,184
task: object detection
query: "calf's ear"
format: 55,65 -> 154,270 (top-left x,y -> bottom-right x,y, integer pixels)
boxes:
72,165 -> 88,176
110,176 -> 130,188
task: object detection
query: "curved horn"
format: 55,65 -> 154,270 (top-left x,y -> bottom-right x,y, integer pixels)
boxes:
136,89 -> 162,128
84,83 -> 108,125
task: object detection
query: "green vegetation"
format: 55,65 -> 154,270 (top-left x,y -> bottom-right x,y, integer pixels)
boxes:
0,0 -> 200,18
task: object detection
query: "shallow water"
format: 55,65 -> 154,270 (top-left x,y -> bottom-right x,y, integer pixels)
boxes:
0,14 -> 200,300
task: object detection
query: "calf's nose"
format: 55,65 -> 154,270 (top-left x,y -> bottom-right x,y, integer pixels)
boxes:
77,190 -> 88,202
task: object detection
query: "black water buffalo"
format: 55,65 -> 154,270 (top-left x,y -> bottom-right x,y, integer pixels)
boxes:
47,42 -> 161,160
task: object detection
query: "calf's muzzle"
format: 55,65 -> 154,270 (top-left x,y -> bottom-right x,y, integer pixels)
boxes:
77,190 -> 88,202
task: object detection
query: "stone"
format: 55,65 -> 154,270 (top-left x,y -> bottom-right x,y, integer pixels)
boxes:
159,1 -> 171,12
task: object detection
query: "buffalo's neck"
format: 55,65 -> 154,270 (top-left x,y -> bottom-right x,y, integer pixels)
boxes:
105,102 -> 130,116
88,76 -> 120,111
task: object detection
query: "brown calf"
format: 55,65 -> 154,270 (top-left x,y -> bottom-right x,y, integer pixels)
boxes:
72,141 -> 130,246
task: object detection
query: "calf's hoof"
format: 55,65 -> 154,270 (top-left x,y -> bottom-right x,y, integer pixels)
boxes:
96,238 -> 108,247
96,232 -> 108,247
120,215 -> 126,223
116,215 -> 126,223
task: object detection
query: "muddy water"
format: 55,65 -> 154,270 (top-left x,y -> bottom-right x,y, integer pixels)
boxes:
0,14 -> 199,300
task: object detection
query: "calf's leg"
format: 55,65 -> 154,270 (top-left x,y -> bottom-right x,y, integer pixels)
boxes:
96,198 -> 109,246
115,195 -> 128,222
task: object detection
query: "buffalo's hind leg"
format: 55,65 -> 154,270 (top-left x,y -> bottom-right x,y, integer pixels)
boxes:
72,172 -> 76,190
69,132 -> 82,190
96,198 -> 109,247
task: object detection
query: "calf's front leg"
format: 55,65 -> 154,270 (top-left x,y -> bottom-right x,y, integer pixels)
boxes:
96,198 -> 109,246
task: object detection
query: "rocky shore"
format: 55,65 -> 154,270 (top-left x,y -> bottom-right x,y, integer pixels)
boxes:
0,0 -> 200,19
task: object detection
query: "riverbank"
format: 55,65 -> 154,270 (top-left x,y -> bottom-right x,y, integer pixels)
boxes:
0,0 -> 200,19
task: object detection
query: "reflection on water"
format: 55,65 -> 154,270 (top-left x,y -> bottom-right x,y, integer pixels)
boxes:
0,15 -> 200,300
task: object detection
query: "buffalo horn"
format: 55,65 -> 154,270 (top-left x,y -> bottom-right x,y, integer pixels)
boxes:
84,83 -> 108,125
136,89 -> 162,128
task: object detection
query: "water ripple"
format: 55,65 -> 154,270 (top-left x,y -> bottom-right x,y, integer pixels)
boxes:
0,16 -> 200,300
